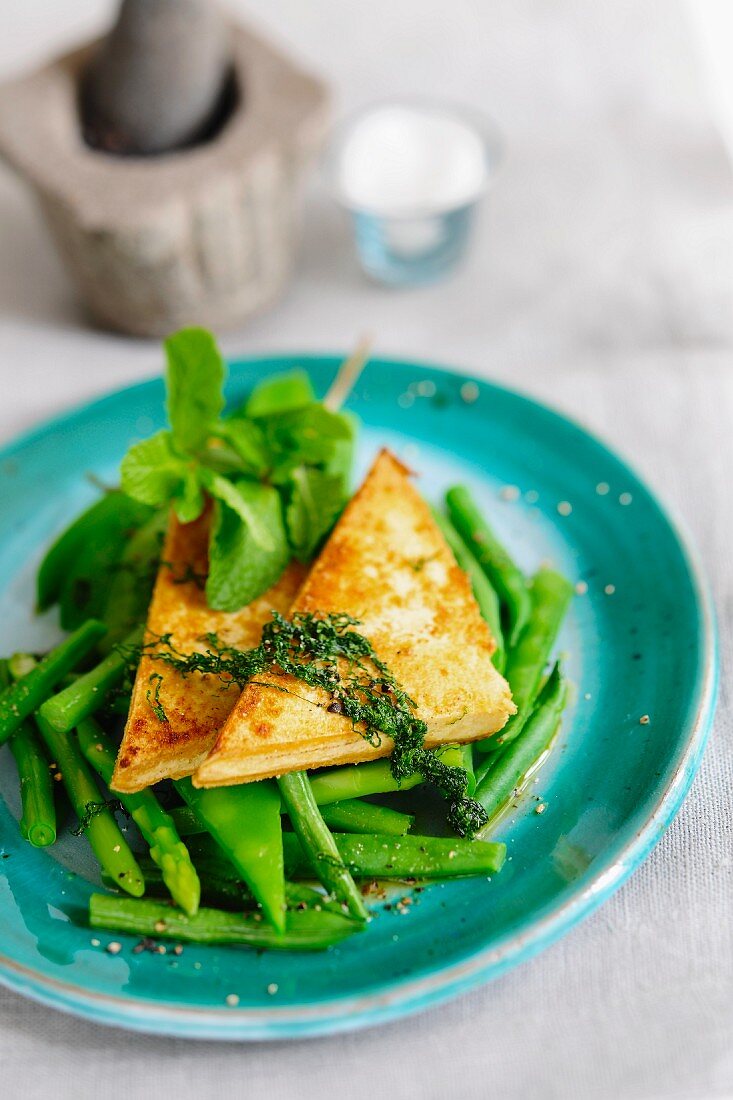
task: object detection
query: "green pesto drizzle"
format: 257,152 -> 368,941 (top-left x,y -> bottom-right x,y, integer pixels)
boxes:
147,612 -> 488,837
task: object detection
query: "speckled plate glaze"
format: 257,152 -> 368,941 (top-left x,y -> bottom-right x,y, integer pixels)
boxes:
0,356 -> 717,1039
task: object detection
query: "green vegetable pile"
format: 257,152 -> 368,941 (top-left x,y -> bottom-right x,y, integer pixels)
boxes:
0,327 -> 574,957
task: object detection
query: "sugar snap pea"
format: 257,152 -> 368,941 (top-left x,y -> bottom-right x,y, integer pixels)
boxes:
476,664 -> 568,829
446,485 -> 530,647
481,567 -> 572,751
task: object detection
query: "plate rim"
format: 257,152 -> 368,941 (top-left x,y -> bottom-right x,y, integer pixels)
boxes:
0,354 -> 719,1039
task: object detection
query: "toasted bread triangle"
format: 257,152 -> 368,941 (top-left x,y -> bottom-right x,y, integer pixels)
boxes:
111,507 -> 305,793
194,450 -> 514,787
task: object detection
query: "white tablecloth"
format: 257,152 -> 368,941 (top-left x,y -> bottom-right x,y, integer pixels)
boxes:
1,2 -> 731,1097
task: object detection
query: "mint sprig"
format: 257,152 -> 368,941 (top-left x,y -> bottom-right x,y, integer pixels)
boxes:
120,328 -> 356,610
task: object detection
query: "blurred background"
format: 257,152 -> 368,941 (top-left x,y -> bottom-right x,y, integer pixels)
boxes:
0,0 -> 731,440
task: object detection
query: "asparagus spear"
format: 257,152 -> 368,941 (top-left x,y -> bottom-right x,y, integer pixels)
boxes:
277,772 -> 369,922
39,625 -> 143,734
476,664 -> 568,829
0,659 -> 56,847
0,620 -> 106,745
89,894 -> 361,950
78,718 -> 200,916
174,777 -> 286,933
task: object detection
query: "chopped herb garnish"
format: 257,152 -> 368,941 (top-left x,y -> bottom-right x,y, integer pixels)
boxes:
160,561 -> 207,589
146,612 -> 487,837
146,672 -> 168,723
71,798 -> 128,836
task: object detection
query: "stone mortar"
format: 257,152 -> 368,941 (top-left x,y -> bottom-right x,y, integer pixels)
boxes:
0,24 -> 329,337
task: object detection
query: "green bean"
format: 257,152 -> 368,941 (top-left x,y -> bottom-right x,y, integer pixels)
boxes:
473,745 -> 503,787
99,510 -> 166,652
278,772 -> 369,922
476,664 -> 567,829
78,719 -> 200,916
7,653 -> 36,680
481,567 -> 572,752
109,862 -> 346,916
89,894 -> 361,950
320,799 -> 414,836
34,711 -> 144,895
171,793 -> 414,838
174,777 -> 286,933
460,744 -> 477,796
6,652 -> 143,892
9,722 -> 56,848
0,620 -> 106,746
433,508 -> 505,671
5,653 -> 144,894
446,485 -> 530,647
187,832 -> 506,880
308,745 -> 466,806
39,625 -> 142,734
282,832 -> 506,880
0,660 -> 56,848
172,798 -> 414,839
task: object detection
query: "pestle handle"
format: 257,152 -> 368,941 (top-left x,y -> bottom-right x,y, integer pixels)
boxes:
81,0 -> 233,156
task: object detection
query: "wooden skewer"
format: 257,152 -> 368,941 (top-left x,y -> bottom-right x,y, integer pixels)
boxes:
323,336 -> 372,412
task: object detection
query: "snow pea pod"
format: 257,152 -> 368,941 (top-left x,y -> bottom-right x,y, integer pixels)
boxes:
57,493 -> 154,631
174,776 -> 286,934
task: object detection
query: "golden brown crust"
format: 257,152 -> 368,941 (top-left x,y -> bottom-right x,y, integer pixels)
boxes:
194,450 -> 515,787
111,506 -> 305,793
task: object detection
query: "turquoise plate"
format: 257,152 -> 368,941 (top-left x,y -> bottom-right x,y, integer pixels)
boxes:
0,356 -> 717,1039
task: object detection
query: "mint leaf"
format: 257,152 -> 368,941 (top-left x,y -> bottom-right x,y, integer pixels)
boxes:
176,469 -> 206,524
121,431 -> 206,524
165,327 -> 225,454
121,431 -> 185,506
324,410 -> 357,487
213,419 -> 269,477
262,406 -> 353,478
285,466 -> 346,561
244,370 -> 314,418
206,479 -> 289,610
